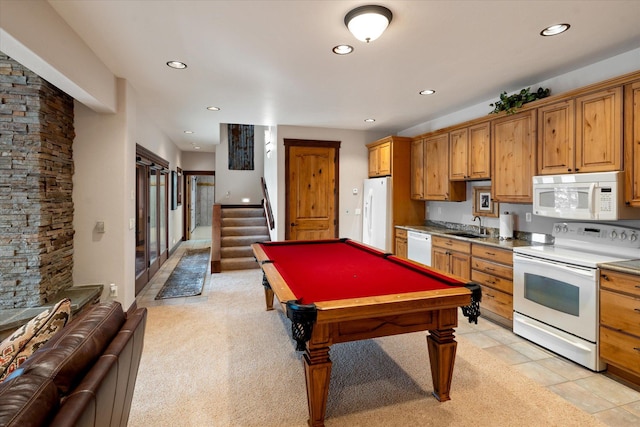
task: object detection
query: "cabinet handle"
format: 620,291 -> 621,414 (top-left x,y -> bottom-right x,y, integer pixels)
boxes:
634,348 -> 640,352
635,308 -> 640,313
485,267 -> 496,272
567,168 -> 572,172
485,293 -> 495,298
575,168 -> 580,172
486,252 -> 496,256
601,274 -> 609,281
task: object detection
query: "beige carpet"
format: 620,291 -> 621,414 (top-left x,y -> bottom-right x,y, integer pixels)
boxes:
129,269 -> 604,427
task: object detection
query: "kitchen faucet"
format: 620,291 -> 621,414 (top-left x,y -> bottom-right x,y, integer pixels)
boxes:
473,216 -> 487,236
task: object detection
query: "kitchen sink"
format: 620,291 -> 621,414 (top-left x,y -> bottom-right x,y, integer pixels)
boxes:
444,231 -> 484,238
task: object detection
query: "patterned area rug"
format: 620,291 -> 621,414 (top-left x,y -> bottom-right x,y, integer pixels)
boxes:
155,247 -> 210,299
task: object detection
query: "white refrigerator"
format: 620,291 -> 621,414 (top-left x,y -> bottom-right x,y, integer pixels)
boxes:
362,177 -> 393,252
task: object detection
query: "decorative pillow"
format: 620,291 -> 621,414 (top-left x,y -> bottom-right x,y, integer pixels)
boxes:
0,298 -> 71,382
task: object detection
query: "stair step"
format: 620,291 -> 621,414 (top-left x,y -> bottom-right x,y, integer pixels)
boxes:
220,257 -> 260,271
221,235 -> 270,247
222,208 -> 264,218
220,246 -> 255,258
222,226 -> 269,237
222,217 -> 267,227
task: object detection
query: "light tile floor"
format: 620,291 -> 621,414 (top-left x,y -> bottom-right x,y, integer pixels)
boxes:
137,231 -> 640,426
455,315 -> 640,426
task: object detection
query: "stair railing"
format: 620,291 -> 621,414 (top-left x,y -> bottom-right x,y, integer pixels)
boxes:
211,204 -> 222,273
261,177 -> 275,231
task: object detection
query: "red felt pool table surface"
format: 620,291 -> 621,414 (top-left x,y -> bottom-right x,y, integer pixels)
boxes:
252,238 -> 478,427
256,238 -> 467,305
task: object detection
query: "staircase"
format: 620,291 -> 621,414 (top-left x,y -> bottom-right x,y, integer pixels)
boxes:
219,206 -> 270,271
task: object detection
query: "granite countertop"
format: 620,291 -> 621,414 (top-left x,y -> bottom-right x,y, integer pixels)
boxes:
598,259 -> 640,276
397,224 -> 549,250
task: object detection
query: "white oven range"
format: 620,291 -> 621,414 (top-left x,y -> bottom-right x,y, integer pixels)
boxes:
513,222 -> 640,371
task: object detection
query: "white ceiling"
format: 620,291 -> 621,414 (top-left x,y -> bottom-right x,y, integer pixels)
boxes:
48,0 -> 640,152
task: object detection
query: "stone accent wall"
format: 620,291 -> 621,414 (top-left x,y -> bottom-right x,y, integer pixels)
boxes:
0,52 -> 75,308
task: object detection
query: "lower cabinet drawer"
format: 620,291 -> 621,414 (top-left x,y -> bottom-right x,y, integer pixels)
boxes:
472,269 -> 513,294
479,284 -> 512,320
601,290 -> 640,337
600,326 -> 640,377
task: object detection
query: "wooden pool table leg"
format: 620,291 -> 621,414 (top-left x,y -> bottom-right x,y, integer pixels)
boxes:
264,286 -> 274,310
303,346 -> 332,427
426,328 -> 457,402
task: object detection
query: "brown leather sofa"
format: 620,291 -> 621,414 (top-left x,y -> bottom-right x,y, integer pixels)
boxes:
0,300 -> 147,427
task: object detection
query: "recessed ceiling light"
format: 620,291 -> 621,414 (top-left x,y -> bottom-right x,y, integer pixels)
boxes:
419,89 -> 436,95
166,61 -> 187,69
184,130 -> 194,134
364,118 -> 375,123
206,106 -> 221,111
333,45 -> 354,55
194,146 -> 201,150
540,23 -> 570,36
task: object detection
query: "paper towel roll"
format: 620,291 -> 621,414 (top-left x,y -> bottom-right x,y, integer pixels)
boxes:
499,213 -> 514,240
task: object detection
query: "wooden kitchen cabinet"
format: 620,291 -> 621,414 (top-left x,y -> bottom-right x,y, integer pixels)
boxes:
575,87 -> 623,173
471,244 -> 513,326
599,269 -> 640,386
624,80 -> 640,207
395,228 -> 408,259
410,137 -> 425,200
366,136 -> 425,252
491,109 -> 537,203
367,139 -> 392,177
537,100 -> 576,174
431,236 -> 471,280
449,122 -> 491,181
424,133 -> 466,201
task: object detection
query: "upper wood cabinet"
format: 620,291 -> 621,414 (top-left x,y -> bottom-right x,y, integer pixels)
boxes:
366,136 -> 425,246
410,137 -> 425,199
424,133 -> 466,201
367,139 -> 392,177
624,80 -> 640,207
491,110 -> 537,203
575,87 -> 623,173
449,122 -> 491,181
537,100 -> 575,174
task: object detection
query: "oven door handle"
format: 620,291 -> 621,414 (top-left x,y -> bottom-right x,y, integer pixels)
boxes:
513,254 -> 594,277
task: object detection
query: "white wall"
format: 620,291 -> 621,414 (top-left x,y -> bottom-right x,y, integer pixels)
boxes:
73,79 -> 137,307
215,124 -> 266,205
271,126 -> 387,241
135,108 -> 184,250
182,151 -> 215,171
400,48 -> 640,236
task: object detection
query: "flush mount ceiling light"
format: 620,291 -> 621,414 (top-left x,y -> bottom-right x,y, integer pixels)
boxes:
333,44 -> 354,55
419,89 -> 436,95
364,118 -> 376,123
166,60 -> 187,69
344,5 -> 392,43
184,130 -> 194,134
540,23 -> 570,36
206,106 -> 220,111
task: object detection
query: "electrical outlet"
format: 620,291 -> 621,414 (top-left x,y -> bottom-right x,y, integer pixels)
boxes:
526,212 -> 532,222
110,283 -> 117,297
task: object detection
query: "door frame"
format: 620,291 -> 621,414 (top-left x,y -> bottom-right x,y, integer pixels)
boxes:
284,139 -> 340,240
182,170 -> 215,241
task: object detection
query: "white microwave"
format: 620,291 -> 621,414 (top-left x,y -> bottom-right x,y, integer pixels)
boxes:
532,171 -> 640,220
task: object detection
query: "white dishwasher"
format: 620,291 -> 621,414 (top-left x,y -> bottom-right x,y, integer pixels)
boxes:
407,231 -> 432,267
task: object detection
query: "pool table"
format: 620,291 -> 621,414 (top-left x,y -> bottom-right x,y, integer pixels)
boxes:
252,238 -> 481,427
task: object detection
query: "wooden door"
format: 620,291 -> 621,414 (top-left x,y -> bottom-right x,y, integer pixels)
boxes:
575,87 -> 623,172
285,140 -> 339,240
